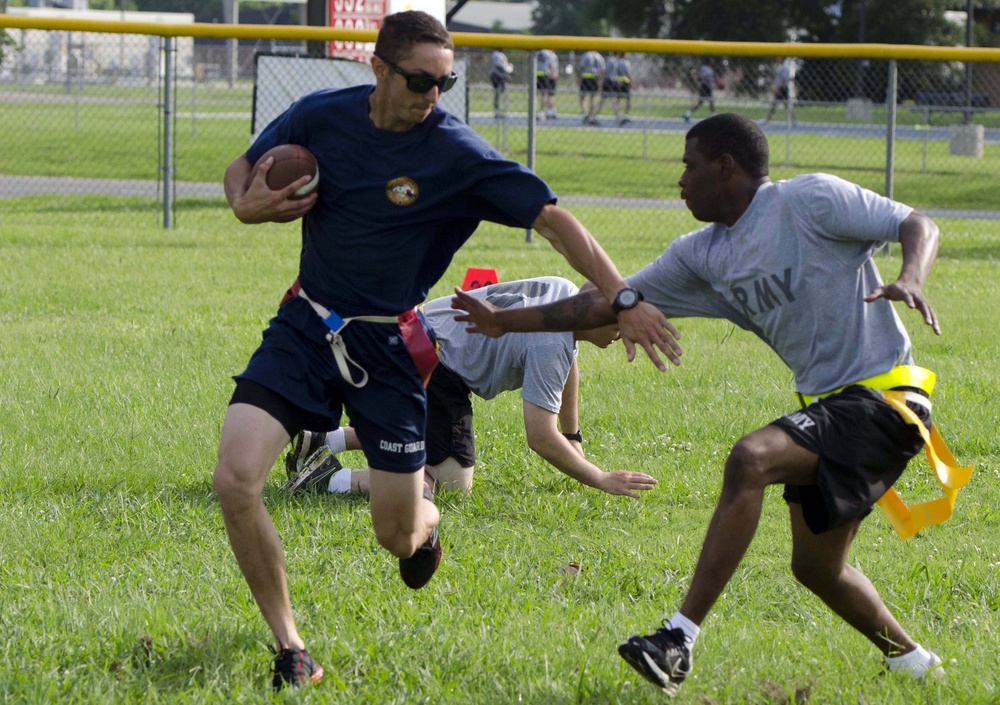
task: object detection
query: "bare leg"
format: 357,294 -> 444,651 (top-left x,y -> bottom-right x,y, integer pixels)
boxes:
213,403 -> 303,649
426,456 -> 475,493
679,426 -> 819,624
330,456 -> 474,495
789,506 -> 917,656
368,467 -> 439,558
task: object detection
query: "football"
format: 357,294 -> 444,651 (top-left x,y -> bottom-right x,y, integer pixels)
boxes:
249,144 -> 319,198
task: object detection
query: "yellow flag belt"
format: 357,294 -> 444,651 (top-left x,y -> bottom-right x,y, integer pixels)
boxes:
798,365 -> 973,540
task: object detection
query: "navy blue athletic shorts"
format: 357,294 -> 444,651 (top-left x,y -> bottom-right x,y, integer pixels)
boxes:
772,385 -> 930,534
232,297 -> 429,472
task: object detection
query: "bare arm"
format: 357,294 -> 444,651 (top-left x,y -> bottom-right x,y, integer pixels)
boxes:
223,154 -> 317,224
558,359 -> 583,458
453,285 -> 613,335
529,204 -> 628,306
453,284 -> 681,370
522,401 -> 657,498
863,211 -> 941,335
452,209 -> 682,370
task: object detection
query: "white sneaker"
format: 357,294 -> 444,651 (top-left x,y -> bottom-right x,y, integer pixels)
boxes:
922,651 -> 946,680
886,647 -> 945,680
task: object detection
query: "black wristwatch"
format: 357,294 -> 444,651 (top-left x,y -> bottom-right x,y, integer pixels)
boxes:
611,287 -> 644,315
562,430 -> 583,443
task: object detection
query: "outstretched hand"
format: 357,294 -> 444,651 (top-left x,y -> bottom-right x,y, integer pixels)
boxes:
616,303 -> 682,371
598,470 -> 658,499
451,287 -> 505,337
864,280 -> 941,335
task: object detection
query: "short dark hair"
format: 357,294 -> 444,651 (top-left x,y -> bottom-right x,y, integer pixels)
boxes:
686,113 -> 769,178
374,11 -> 453,64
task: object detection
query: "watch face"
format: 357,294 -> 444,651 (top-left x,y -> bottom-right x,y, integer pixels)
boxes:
618,289 -> 639,307
613,288 -> 642,314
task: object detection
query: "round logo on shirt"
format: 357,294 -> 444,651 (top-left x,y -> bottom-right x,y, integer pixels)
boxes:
386,177 -> 419,206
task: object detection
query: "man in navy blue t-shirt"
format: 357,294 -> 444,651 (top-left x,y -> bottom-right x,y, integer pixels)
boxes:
217,9 -> 674,691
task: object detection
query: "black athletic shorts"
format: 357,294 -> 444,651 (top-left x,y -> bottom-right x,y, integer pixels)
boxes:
425,363 -> 476,468
580,77 -> 599,94
536,76 -> 556,92
230,378 -> 333,439
772,385 -> 930,534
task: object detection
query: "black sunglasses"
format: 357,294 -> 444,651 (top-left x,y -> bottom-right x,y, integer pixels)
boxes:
374,52 -> 458,94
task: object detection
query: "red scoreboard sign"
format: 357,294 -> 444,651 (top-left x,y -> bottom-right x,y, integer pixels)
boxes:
328,0 -> 385,61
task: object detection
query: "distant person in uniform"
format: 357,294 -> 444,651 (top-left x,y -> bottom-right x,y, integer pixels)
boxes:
761,59 -> 796,124
608,51 -> 633,125
577,50 -> 605,125
536,48 -> 559,120
683,57 -> 718,123
491,48 -> 513,118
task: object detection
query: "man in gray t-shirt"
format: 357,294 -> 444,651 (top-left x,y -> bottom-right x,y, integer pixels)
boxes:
536,49 -> 559,119
454,113 -> 954,693
577,50 -> 605,124
285,277 -> 657,499
683,57 -> 718,123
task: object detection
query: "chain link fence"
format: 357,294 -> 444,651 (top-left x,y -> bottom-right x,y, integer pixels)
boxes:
3,20 -> 1000,236
467,47 -> 1000,216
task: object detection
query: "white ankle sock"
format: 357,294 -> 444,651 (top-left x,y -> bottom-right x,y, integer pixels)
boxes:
328,467 -> 353,494
324,427 -> 347,454
666,612 -> 700,648
886,644 -> 941,678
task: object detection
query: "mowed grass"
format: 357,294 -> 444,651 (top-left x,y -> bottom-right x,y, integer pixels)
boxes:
1,198 -> 999,704
3,82 -> 1000,213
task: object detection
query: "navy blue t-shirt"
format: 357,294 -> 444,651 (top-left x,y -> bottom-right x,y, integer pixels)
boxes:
247,85 -> 556,317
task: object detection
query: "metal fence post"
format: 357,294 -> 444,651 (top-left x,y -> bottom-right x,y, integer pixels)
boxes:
527,50 -> 537,243
642,90 -> 648,160
162,35 -> 175,229
884,59 -> 897,200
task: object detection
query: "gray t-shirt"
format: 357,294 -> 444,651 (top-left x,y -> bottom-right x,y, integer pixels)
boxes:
627,174 -> 915,395
578,51 -> 605,78
423,277 -> 579,413
537,49 -> 558,77
697,63 -> 715,87
606,57 -> 630,81
491,50 -> 509,78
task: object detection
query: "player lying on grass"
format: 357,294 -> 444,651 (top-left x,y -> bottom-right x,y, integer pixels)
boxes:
283,277 -> 658,499
453,113 -> 960,696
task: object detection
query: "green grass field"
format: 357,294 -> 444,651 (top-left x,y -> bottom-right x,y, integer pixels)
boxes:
4,81 -> 1000,214
1,197 -> 998,703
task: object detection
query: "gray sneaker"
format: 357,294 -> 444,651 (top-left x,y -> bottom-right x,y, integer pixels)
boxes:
284,430 -> 328,478
618,624 -> 691,696
282,445 -> 343,494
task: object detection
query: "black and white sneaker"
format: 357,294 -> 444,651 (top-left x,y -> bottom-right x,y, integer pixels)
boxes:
281,445 -> 342,495
284,430 -> 328,478
618,624 -> 692,696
